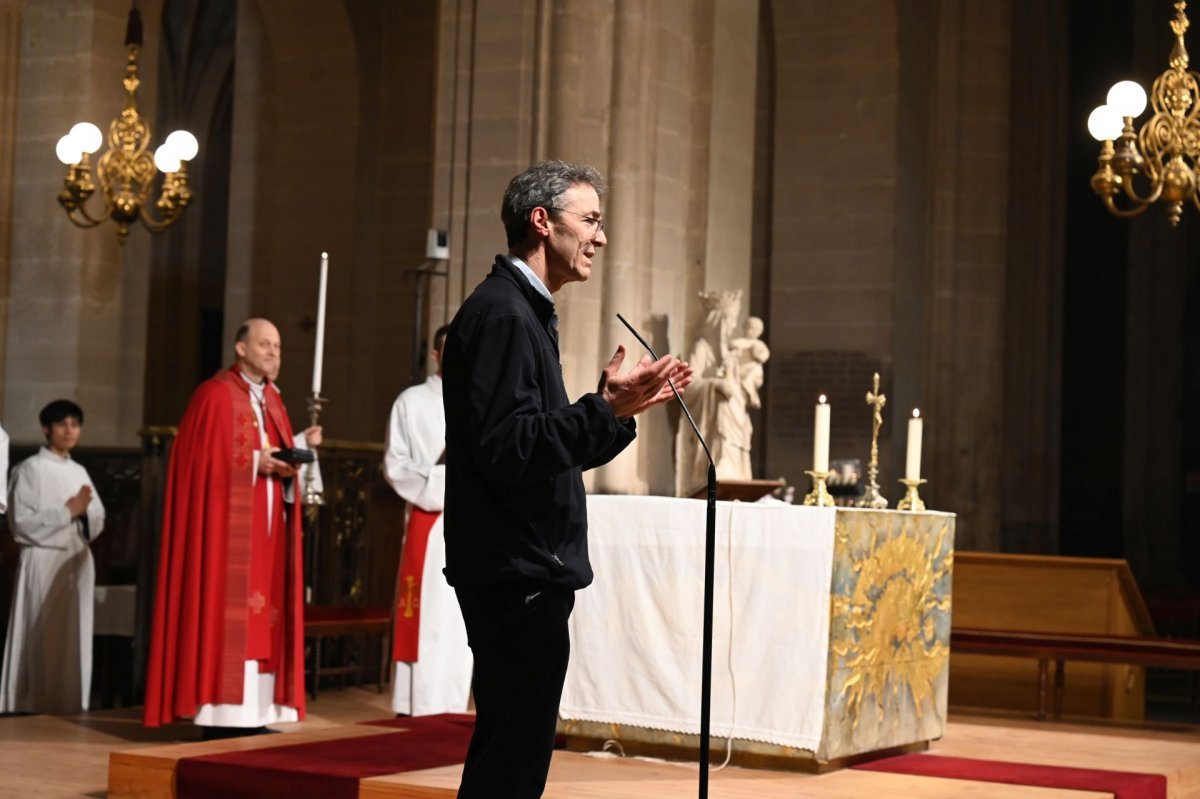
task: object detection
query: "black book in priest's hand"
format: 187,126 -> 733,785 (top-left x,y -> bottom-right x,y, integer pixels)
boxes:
271,447 -> 315,465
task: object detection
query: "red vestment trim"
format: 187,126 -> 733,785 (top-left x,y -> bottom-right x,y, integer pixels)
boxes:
246,404 -> 286,663
392,508 -> 441,662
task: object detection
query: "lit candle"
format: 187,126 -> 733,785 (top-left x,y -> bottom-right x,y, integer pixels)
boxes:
312,251 -> 328,395
906,409 -> 923,480
813,394 -> 830,473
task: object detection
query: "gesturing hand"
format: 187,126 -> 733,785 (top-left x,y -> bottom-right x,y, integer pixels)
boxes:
598,345 -> 694,420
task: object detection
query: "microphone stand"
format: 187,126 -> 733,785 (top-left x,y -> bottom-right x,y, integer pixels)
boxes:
616,314 -> 717,799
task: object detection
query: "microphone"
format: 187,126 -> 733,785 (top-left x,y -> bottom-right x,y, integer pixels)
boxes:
615,313 -> 713,467
615,312 -> 718,799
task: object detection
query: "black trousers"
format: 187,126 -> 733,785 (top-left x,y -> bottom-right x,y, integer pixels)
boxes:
454,580 -> 575,799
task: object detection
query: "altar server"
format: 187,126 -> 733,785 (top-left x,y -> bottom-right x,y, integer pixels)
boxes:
383,324 -> 473,716
0,400 -> 105,713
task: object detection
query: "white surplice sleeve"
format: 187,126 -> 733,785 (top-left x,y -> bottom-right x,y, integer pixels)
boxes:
82,468 -> 105,542
288,432 -> 324,501
383,394 -> 445,512
8,462 -> 74,550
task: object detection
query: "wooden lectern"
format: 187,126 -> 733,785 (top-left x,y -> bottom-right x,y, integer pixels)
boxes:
688,478 -> 785,503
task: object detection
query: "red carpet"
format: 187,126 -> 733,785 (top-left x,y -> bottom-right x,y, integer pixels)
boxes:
855,753 -> 1166,799
176,713 -> 474,799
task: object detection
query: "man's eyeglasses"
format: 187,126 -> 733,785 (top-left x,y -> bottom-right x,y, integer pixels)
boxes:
547,207 -> 606,234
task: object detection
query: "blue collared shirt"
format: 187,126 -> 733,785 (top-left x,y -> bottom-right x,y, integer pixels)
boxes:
510,256 -> 554,305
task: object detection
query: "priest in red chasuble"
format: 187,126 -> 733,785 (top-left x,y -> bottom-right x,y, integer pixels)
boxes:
143,318 -> 322,734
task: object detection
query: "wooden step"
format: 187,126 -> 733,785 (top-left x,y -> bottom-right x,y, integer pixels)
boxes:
107,725 -> 391,799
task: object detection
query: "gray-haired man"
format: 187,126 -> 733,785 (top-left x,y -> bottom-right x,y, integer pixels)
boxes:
442,160 -> 692,796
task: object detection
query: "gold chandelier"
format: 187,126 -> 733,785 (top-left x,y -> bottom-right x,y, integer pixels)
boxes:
1089,1 -> 1200,226
54,5 -> 197,244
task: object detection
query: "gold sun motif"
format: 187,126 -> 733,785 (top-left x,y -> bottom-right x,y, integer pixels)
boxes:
830,514 -> 953,733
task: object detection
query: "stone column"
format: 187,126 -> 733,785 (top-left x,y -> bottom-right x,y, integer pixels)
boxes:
1000,0 -> 1067,554
920,0 -> 1012,551
545,0 -> 613,422
426,1 -> 760,495
222,0 -> 363,436
595,0 -> 760,494
701,0 -> 758,300
595,0 -> 652,493
0,0 -> 21,413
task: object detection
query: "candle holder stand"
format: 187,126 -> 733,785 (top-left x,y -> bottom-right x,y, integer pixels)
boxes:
803,469 -> 835,507
303,392 -> 326,506
858,461 -> 890,509
897,477 -> 927,512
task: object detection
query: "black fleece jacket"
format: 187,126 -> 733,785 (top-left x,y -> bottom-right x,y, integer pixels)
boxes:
442,255 -> 636,592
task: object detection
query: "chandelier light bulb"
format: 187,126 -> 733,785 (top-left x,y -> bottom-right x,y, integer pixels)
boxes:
153,144 -> 181,173
1087,105 -> 1123,141
164,130 -> 198,161
1107,80 -> 1148,118
69,122 -> 103,154
55,134 -> 83,165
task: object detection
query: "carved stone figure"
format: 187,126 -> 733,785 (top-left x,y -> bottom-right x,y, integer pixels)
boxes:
675,291 -> 770,495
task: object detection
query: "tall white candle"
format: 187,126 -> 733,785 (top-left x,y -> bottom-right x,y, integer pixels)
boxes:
906,409 -> 923,480
813,394 -> 830,473
312,251 -> 328,395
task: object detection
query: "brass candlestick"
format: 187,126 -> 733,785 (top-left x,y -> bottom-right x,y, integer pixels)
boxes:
856,372 -> 889,509
803,469 -> 835,507
303,392 -> 326,506
897,477 -> 927,512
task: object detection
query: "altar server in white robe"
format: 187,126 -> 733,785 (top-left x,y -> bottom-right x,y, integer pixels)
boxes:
384,324 -> 472,716
0,400 -> 105,714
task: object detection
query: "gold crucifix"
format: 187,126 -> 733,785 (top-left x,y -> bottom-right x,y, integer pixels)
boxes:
856,372 -> 889,508
866,372 -> 886,464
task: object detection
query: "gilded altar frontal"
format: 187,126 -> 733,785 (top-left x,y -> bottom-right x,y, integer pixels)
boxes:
823,509 -> 955,760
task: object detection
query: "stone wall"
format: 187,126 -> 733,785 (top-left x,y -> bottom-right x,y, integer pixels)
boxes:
3,0 -> 161,446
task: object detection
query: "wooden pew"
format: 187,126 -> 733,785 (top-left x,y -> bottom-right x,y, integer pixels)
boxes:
952,628 -> 1200,720
950,552 -> 1156,720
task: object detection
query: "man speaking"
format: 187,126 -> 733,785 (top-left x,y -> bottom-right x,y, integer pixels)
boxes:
441,160 -> 693,797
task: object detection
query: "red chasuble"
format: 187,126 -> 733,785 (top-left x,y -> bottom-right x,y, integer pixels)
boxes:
142,366 -> 306,727
392,507 -> 441,662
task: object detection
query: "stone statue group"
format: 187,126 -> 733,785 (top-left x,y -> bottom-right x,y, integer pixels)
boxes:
675,289 -> 771,496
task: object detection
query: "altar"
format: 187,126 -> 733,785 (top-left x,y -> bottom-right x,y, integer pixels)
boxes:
559,495 -> 956,768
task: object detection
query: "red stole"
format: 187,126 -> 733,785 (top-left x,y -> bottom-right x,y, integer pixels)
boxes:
392,508 -> 441,662
143,366 -> 306,727
246,401 -> 287,663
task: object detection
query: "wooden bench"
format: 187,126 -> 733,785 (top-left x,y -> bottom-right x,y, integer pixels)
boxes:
951,627 -> 1200,720
303,605 -> 392,699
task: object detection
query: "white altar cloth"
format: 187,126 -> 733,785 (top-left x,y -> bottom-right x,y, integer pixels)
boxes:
560,495 -> 837,750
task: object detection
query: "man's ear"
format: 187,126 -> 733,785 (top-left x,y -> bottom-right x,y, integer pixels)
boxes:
234,340 -> 247,360
529,207 -> 553,238
41,425 -> 50,441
